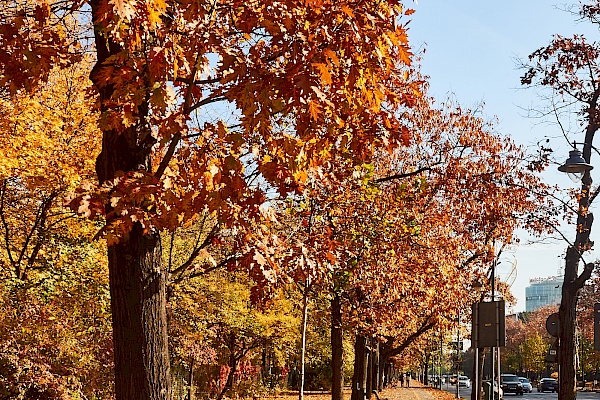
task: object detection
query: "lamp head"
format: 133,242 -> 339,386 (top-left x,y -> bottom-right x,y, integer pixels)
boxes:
557,149 -> 593,182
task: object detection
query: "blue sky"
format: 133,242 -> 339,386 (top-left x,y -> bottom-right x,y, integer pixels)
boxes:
407,1 -> 600,312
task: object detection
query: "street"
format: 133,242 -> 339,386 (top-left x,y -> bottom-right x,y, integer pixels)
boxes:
441,386 -> 600,400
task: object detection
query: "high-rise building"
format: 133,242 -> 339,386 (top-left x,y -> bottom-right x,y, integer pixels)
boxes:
525,276 -> 563,312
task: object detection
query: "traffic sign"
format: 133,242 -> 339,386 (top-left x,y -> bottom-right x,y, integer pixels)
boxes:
546,313 -> 559,337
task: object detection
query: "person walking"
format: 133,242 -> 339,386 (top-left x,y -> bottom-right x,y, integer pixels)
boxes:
400,373 -> 404,388
406,372 -> 411,388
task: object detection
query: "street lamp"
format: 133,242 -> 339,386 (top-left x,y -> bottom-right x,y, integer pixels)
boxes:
558,147 -> 594,182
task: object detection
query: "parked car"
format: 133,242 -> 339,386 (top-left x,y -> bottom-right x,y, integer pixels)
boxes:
538,377 -> 559,393
518,377 -> 532,393
449,375 -> 458,384
500,374 -> 524,395
483,380 -> 504,400
458,376 -> 471,388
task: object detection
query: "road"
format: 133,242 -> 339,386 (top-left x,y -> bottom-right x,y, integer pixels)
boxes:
441,385 -> 600,400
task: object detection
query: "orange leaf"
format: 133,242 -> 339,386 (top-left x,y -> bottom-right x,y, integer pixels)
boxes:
313,63 -> 332,85
308,100 -> 321,121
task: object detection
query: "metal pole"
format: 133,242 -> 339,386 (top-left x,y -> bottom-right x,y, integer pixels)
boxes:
475,348 -> 479,400
440,331 -> 443,390
457,309 -> 460,399
491,255 -> 495,400
496,348 -> 501,397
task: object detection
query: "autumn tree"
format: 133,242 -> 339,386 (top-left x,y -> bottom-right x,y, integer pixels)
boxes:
502,316 -> 527,374
520,2 -> 600,398
0,59 -> 112,398
574,267 -> 600,382
1,0 -> 422,398
0,58 -> 100,282
275,77 -> 552,400
500,306 -> 558,380
169,270 -> 298,400
348,91 -> 549,397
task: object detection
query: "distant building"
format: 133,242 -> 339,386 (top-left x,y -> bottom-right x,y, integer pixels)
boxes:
525,276 -> 563,312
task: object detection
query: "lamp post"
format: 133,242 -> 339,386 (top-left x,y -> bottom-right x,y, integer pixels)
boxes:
557,143 -> 596,400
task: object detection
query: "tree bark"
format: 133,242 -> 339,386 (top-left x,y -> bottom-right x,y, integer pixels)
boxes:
559,247 -> 593,400
187,358 -> 195,400
331,293 -> 344,400
366,338 -> 373,399
299,282 -> 310,400
559,247 -> 579,400
90,1 -> 171,398
424,352 -> 430,386
351,334 -> 368,400
107,224 -> 171,399
217,352 -> 239,400
372,340 -> 380,392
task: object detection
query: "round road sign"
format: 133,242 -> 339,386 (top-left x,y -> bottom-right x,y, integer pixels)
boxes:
546,313 -> 560,337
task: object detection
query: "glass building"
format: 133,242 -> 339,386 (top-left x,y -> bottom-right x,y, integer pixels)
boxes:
525,276 -> 563,312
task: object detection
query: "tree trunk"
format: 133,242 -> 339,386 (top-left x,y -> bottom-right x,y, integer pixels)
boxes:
383,363 -> 392,388
366,339 -> 373,399
90,2 -> 171,398
107,225 -> 171,399
559,246 -> 582,400
372,340 -> 380,392
378,352 -> 388,391
556,118 -> 597,400
217,353 -> 239,400
351,334 -> 368,400
187,358 -> 195,400
299,282 -> 310,400
331,293 -> 344,400
557,141 -> 595,400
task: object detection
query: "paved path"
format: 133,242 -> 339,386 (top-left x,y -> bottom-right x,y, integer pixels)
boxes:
377,382 -> 438,400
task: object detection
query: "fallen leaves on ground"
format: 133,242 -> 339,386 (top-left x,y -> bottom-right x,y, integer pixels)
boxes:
249,385 -> 457,400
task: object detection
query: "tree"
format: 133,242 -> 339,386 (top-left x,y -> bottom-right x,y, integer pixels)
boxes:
279,75 -> 551,399
501,312 -> 551,378
347,91 -> 549,397
521,3 -> 600,398
0,58 -> 100,282
170,271 -> 298,400
0,58 -> 113,399
522,333 -> 551,378
0,1 -> 421,398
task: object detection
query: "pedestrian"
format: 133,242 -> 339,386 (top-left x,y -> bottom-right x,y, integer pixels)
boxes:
406,372 -> 411,388
400,373 -> 404,387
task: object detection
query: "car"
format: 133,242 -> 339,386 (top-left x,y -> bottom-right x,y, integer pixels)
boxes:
458,376 -> 471,388
449,375 -> 458,384
538,377 -> 559,393
500,374 -> 524,395
518,377 -> 532,393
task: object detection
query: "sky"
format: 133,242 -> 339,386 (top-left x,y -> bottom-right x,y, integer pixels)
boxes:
406,1 -> 600,312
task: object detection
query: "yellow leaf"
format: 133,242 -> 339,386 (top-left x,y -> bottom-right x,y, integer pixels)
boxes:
308,100 -> 321,121
312,63 -> 332,85
341,5 -> 354,18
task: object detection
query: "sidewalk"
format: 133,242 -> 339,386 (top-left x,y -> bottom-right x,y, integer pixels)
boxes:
376,381 -> 447,400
